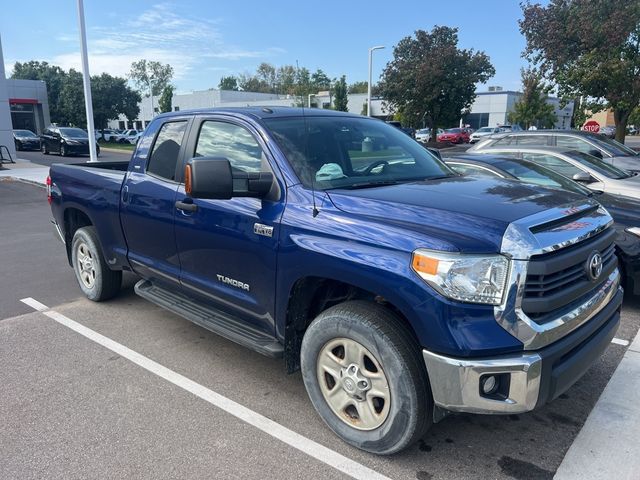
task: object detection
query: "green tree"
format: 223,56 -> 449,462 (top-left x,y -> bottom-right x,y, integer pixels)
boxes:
348,81 -> 368,94
520,0 -> 640,142
129,59 -> 174,97
11,61 -> 66,124
158,84 -> 174,113
333,75 -> 348,112
238,73 -> 270,93
277,65 -> 297,94
256,62 -> 277,93
218,76 -> 239,90
294,67 -> 311,103
629,106 -> 640,129
380,26 -> 495,139
311,69 -> 331,92
59,69 -> 86,127
91,73 -> 141,135
507,68 -> 557,129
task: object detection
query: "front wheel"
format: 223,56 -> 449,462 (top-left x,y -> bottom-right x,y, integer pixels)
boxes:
60,143 -> 67,156
300,300 -> 433,455
71,226 -> 122,301
41,143 -> 49,155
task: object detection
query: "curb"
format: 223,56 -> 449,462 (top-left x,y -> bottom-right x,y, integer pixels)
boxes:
554,325 -> 640,479
0,176 -> 47,188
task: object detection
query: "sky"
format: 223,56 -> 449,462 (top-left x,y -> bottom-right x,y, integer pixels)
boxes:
1,0 -> 533,94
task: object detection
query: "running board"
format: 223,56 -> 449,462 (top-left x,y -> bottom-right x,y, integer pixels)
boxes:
135,280 -> 283,358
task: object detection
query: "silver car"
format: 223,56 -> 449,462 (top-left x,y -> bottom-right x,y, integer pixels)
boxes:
468,130 -> 640,172
466,146 -> 640,200
469,126 -> 502,143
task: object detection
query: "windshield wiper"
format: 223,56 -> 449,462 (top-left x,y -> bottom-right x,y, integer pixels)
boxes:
341,180 -> 402,189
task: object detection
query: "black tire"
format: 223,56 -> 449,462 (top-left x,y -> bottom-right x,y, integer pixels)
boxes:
42,142 -> 49,155
15,141 -> 22,151
300,300 -> 432,455
60,143 -> 67,157
71,226 -> 122,301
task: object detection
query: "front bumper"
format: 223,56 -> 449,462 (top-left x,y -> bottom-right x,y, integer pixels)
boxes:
423,286 -> 623,414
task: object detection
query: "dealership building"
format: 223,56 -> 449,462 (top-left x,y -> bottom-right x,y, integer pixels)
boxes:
108,85 -> 572,131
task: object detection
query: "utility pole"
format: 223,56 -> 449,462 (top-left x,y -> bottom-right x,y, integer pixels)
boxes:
76,0 -> 98,162
367,46 -> 384,117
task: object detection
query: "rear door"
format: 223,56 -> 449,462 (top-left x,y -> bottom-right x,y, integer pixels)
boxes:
173,116 -> 284,334
120,117 -> 192,287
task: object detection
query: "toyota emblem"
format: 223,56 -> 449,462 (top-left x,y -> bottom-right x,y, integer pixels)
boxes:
586,251 -> 603,281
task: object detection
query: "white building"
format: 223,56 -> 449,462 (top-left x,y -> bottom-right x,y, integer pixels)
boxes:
0,35 -> 16,161
108,89 -> 389,129
464,87 -> 573,130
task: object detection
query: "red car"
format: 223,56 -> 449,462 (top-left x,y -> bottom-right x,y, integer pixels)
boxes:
437,128 -> 470,144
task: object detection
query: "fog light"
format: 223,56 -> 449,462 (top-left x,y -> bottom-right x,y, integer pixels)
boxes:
481,375 -> 498,395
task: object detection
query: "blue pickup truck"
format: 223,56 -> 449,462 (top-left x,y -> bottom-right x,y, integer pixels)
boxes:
49,108 -> 623,454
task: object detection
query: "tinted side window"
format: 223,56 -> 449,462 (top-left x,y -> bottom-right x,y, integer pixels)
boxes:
516,135 -> 549,145
521,153 -> 583,178
555,136 -> 596,154
147,121 -> 187,181
449,163 -> 501,178
195,121 -> 264,172
493,136 -> 514,146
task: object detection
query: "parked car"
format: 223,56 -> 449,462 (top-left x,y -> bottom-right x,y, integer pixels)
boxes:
627,126 -> 638,136
96,129 -> 122,142
469,126 -> 502,144
12,129 -> 41,151
386,121 -> 414,138
468,130 -> 640,171
119,129 -> 143,144
48,108 -> 624,454
437,128 -> 470,144
40,126 -> 100,157
468,145 -> 640,200
599,126 -> 616,139
415,128 -> 444,143
445,154 -> 640,295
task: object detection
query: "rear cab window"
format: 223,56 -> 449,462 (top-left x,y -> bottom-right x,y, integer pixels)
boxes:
146,121 -> 188,181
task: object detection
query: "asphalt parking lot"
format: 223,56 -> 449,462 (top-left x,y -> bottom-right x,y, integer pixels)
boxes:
1,166 -> 639,479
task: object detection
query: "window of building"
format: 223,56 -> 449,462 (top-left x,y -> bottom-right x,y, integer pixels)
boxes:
146,121 -> 188,181
195,121 -> 264,172
118,121 -> 125,130
174,106 -> 180,112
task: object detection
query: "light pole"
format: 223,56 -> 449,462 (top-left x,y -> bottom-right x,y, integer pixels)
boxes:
367,45 -> 384,117
76,0 -> 98,162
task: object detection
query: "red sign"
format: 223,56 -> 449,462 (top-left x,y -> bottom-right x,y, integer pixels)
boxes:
583,120 -> 600,133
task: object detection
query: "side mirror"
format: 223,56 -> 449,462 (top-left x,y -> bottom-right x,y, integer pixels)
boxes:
588,149 -> 603,159
185,157 -> 273,200
572,171 -> 594,183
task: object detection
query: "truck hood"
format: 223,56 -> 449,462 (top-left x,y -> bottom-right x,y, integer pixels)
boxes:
326,176 -> 585,253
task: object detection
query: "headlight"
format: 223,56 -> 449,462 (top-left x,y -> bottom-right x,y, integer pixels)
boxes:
65,139 -> 80,144
627,227 -> 640,238
412,249 -> 510,305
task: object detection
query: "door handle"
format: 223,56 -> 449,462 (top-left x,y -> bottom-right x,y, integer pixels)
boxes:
175,200 -> 198,212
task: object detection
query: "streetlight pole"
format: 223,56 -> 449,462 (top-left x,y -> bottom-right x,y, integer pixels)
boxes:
367,46 -> 384,117
76,0 -> 98,162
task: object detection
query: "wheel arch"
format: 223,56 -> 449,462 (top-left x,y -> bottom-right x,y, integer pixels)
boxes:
282,275 -> 421,373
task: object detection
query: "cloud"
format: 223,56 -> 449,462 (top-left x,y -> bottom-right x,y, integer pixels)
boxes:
44,2 -> 284,86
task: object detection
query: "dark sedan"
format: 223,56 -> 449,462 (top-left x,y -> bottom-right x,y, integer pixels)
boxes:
41,127 -> 100,157
445,154 -> 640,295
13,129 -> 41,151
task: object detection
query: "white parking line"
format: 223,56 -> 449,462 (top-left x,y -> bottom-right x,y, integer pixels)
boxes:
611,337 -> 629,346
19,298 -> 391,480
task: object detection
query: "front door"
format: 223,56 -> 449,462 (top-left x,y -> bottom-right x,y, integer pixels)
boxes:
173,117 -> 283,335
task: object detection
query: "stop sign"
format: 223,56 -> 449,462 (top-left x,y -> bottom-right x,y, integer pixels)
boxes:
583,120 -> 600,133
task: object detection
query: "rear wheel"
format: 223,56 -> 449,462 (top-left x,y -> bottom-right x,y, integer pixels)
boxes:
71,226 -> 122,301
41,142 -> 49,155
300,300 -> 432,455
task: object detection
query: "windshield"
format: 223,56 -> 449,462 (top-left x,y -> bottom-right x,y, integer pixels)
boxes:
565,150 -> 631,179
263,116 -> 453,190
495,159 -> 591,196
589,135 -> 638,157
445,128 -> 462,133
476,127 -> 494,133
14,129 -> 37,137
59,128 -> 87,137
